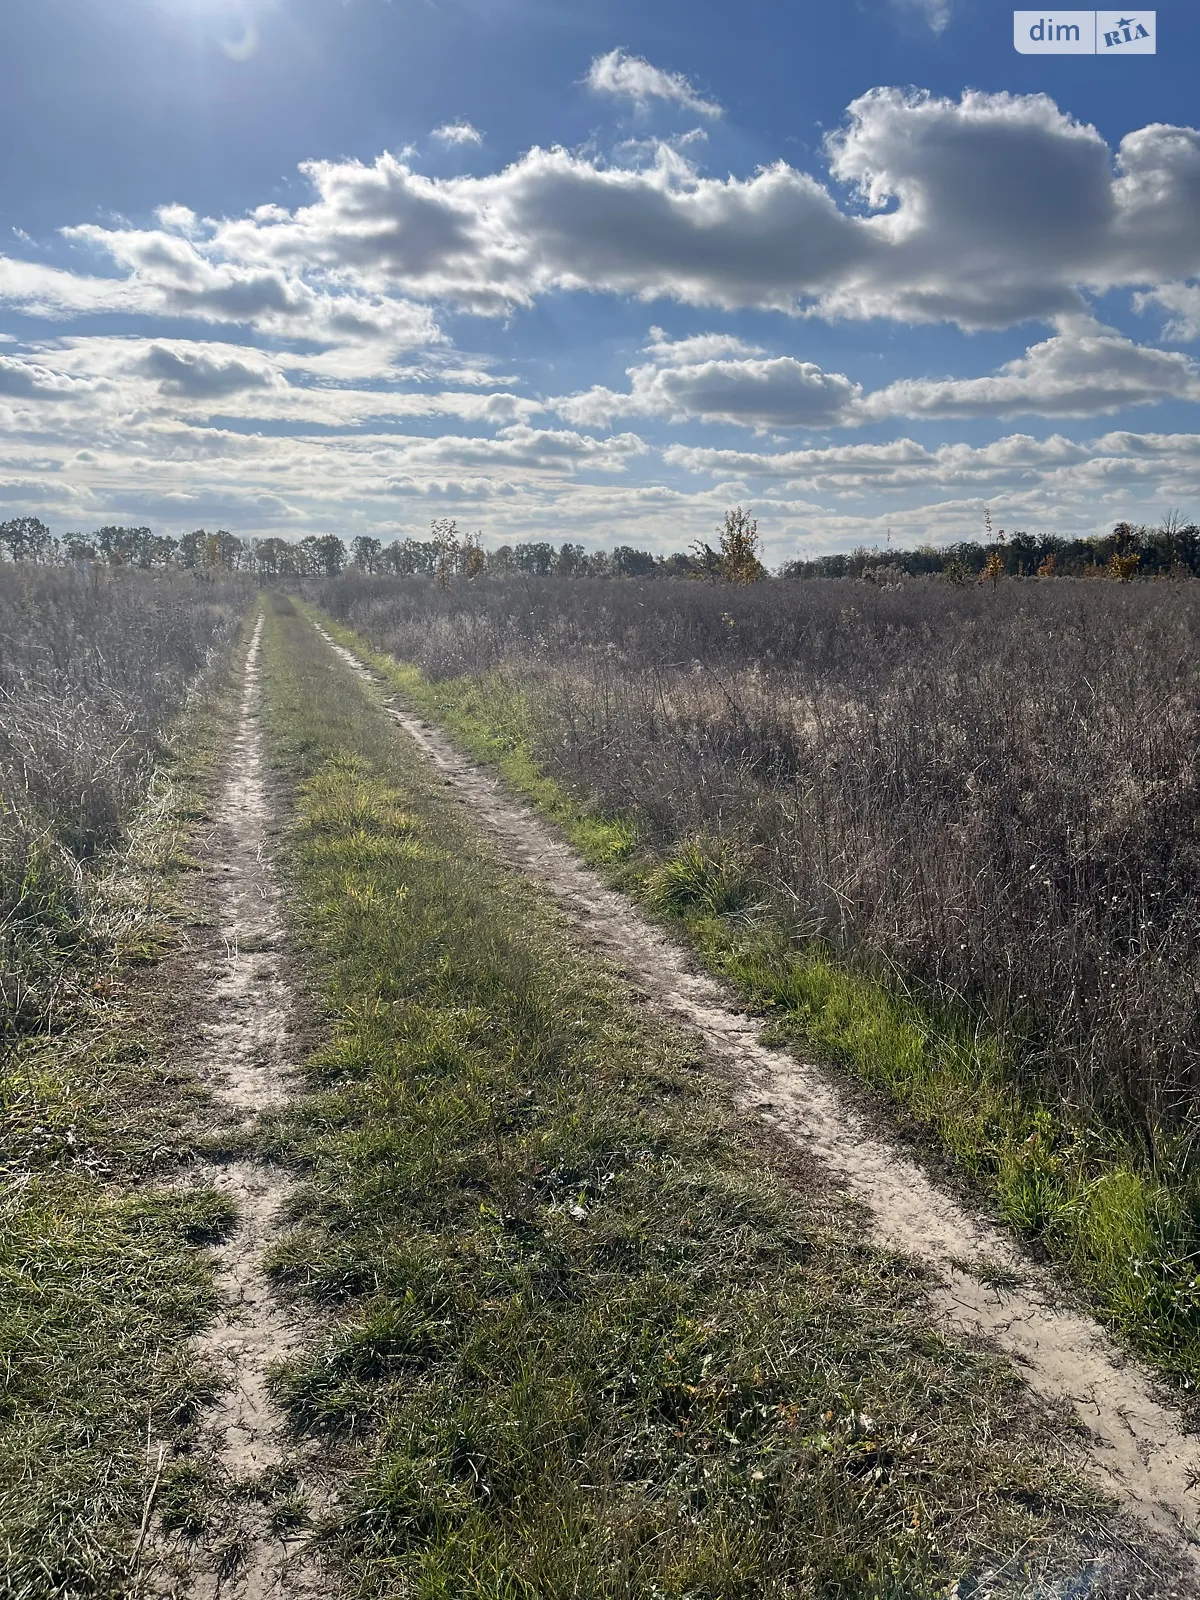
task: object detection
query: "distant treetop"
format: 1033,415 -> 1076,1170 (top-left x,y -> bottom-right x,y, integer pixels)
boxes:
3,515 -> 1196,582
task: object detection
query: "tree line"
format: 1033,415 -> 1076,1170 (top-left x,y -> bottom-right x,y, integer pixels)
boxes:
0,514 -> 751,582
782,518 -> 1200,582
0,518 -> 353,577
4,510 -> 1195,583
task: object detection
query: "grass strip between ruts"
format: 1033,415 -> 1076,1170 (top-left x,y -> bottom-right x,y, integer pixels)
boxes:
0,617 -> 253,1600
256,596 -> 1134,1599
307,607 -> 1200,1393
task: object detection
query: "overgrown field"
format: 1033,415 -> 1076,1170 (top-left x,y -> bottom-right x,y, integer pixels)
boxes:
0,571 -> 249,1598
313,575 -> 1200,1377
0,565 -> 249,1034
256,595 -> 1148,1599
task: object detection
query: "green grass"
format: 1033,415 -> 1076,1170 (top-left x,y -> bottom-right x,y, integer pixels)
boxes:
254,599 -> 1145,1599
0,1184 -> 230,1598
0,618 -> 252,1599
310,610 -> 1200,1390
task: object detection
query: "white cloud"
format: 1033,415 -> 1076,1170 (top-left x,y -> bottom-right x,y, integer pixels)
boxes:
615,128 -> 709,163
186,139 -> 857,317
664,429 -> 1200,507
432,121 -> 484,147
665,434 -> 1087,489
585,49 -> 722,118
895,0 -> 952,33
862,326 -> 1200,420
1,410 -> 1194,552
156,205 -> 202,235
0,335 -> 543,430
559,354 -> 861,430
642,327 -> 762,362
192,93 -> 1200,326
557,323 -> 1199,432
0,405 -> 655,543
0,354 -> 86,400
4,90 -> 1200,340
646,356 -> 861,427
139,342 -> 281,398
3,85 -> 1200,552
0,231 -> 440,361
0,257 -> 142,317
396,424 -> 647,474
1135,282 -> 1200,341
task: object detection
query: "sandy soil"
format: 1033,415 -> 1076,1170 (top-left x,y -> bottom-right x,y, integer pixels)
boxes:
148,619 -> 323,1600
316,621 -> 1200,1581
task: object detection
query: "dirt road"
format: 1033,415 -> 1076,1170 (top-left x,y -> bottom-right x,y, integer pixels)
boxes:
147,618 -> 322,1600
315,618 -> 1200,1578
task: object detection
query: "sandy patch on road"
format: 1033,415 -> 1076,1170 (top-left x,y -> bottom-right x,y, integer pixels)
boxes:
147,618 -> 324,1600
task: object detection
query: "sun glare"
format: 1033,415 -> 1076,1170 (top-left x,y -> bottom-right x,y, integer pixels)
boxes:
148,0 -> 266,60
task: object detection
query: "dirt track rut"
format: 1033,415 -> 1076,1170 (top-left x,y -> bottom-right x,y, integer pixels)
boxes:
148,618 -> 320,1600
315,619 -> 1200,1579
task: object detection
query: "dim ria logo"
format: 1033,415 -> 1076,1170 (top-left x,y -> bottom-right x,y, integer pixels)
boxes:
1014,11 -> 1156,53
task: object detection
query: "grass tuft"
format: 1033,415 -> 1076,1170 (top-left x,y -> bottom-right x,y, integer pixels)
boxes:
647,836 -> 753,918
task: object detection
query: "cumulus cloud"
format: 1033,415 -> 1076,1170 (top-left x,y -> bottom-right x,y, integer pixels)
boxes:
863,326 -> 1200,420
146,91 -> 1200,325
1135,282 -> 1200,341
0,228 -> 439,361
557,323 -> 1198,431
0,355 -> 69,400
432,121 -> 484,147
4,90 -> 1200,339
663,429 -> 1200,513
4,83 -> 1200,551
0,257 -> 142,318
156,205 -> 202,235
648,357 -> 860,427
642,327 -> 762,362
665,433 -> 1093,490
585,49 -> 722,117
226,142 -> 855,316
397,423 -> 647,474
4,404 -> 1194,550
559,353 -> 861,430
0,335 -> 545,431
139,343 -> 280,398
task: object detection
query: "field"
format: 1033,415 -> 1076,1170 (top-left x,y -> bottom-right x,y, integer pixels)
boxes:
0,565 -> 249,1594
316,574 -> 1200,1375
2,563 -> 1199,1598
0,566 -> 248,1033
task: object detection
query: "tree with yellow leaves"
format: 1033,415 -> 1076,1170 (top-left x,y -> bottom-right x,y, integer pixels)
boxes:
717,506 -> 766,584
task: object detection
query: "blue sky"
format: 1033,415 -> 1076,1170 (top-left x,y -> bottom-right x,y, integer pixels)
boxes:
2,0 -> 1198,558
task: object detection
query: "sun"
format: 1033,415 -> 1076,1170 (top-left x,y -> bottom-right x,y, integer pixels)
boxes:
149,0 -> 267,60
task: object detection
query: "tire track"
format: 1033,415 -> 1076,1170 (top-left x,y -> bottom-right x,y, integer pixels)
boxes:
147,618 -> 323,1600
315,618 -> 1200,1582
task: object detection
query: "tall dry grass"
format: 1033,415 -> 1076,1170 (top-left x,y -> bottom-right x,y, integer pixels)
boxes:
318,573 -> 1200,1157
0,565 -> 247,1030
